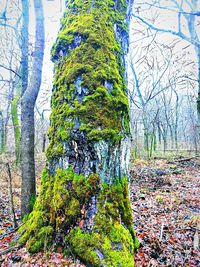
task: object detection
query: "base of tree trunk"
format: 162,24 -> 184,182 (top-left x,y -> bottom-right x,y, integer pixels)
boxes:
19,167 -> 139,266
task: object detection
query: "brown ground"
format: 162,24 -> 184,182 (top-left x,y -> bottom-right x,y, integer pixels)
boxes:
0,155 -> 199,266
131,158 -> 200,267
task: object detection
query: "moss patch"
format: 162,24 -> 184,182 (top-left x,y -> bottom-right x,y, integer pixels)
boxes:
11,95 -> 21,164
66,176 -> 139,266
19,168 -> 138,265
19,168 -> 100,252
46,0 -> 130,161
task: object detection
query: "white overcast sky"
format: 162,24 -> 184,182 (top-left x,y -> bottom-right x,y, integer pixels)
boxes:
0,0 -> 199,115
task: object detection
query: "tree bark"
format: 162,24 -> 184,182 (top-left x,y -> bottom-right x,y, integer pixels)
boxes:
21,0 -> 44,217
6,162 -> 17,228
20,1 -> 138,265
11,76 -> 21,165
196,47 -> 200,141
20,0 -> 29,96
0,110 -> 5,153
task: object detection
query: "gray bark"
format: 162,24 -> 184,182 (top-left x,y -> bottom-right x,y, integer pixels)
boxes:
0,110 -> 5,153
20,0 -> 29,96
6,162 -> 17,228
21,0 -> 44,217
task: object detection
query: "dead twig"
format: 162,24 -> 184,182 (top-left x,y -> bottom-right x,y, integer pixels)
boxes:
193,230 -> 199,250
159,222 -> 164,241
175,157 -> 196,162
6,162 -> 17,228
0,244 -> 22,256
0,223 -> 24,240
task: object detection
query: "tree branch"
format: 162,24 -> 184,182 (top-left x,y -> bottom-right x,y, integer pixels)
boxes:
132,13 -> 200,48
0,64 -> 21,78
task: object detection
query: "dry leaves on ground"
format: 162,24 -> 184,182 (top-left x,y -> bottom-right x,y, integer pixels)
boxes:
131,158 -> 200,267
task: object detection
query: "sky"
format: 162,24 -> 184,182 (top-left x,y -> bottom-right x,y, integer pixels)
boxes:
36,0 -> 199,116
129,0 -> 199,105
29,0 -> 65,114
0,0 -> 199,116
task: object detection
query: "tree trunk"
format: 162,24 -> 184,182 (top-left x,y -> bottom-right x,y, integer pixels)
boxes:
157,122 -> 162,146
11,95 -> 21,165
21,0 -> 44,217
42,134 -> 46,153
196,47 -> 200,142
0,110 -> 5,153
20,0 -> 29,96
19,1 -> 138,266
11,76 -> 21,165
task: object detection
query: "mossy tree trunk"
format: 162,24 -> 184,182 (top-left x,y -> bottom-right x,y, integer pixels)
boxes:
11,75 -> 21,165
11,95 -> 20,165
20,0 -> 139,266
0,109 -> 5,153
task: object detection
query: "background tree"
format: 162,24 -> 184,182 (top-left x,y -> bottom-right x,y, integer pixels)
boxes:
0,0 -> 45,215
0,108 -> 5,153
0,0 -> 22,157
21,0 -> 45,217
129,8 -> 199,157
19,0 -> 139,265
132,0 -> 200,135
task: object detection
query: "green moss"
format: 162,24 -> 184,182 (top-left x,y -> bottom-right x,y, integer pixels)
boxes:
0,109 -> 5,153
19,167 -> 100,253
19,168 -> 138,265
66,228 -> 101,266
47,0 -> 130,162
66,225 -> 134,267
11,95 -> 20,165
29,193 -> 36,211
20,0 -> 138,265
197,95 -> 200,112
65,177 -> 138,266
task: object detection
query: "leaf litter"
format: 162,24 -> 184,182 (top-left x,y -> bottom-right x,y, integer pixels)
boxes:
131,158 -> 200,267
0,157 -> 199,266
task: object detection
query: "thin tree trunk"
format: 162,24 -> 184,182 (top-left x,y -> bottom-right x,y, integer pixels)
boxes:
157,122 -> 162,146
174,91 -> 179,151
6,162 -> 17,228
11,76 -> 21,165
20,0 -> 29,96
4,82 -> 14,151
187,1 -> 200,142
196,48 -> 200,142
42,134 -> 46,152
163,133 -> 167,153
19,1 -> 139,265
21,0 -> 44,217
0,110 -> 5,153
11,95 -> 20,164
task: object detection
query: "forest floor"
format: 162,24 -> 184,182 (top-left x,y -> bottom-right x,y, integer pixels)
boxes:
0,155 -> 199,266
132,157 -> 200,267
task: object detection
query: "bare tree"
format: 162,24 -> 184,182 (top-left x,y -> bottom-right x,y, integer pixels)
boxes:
0,0 -> 22,158
0,0 -> 45,215
132,0 -> 200,134
21,0 -> 45,217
